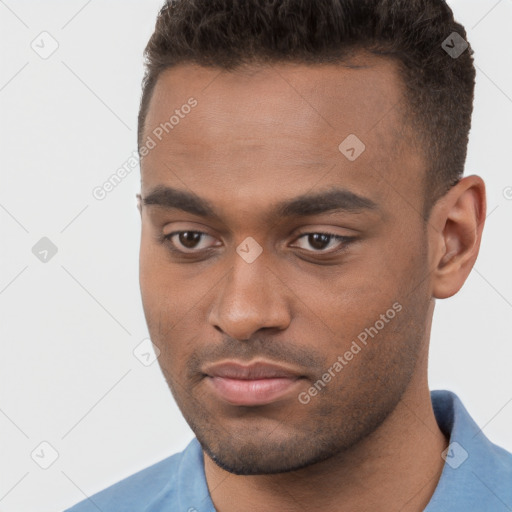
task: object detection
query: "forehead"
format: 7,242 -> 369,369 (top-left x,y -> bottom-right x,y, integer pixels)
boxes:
141,57 -> 424,217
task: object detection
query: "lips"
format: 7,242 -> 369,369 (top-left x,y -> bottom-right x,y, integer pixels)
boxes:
203,361 -> 304,406
204,361 -> 302,380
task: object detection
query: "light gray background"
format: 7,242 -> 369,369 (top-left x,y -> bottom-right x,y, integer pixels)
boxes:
1,1 -> 511,511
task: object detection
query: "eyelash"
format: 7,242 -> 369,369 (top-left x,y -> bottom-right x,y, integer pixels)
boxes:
159,230 -> 355,257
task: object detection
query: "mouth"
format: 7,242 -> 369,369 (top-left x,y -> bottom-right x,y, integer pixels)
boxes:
202,360 -> 305,406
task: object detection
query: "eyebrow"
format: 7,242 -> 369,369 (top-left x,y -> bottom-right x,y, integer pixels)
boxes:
141,185 -> 378,219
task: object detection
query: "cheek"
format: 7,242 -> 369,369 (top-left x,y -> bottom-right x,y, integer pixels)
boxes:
138,239 -> 214,368
139,246 -> 165,322
283,243 -> 425,369
139,237 -> 180,353
282,262 -> 402,348
139,272 -> 197,380
139,230 -> 185,316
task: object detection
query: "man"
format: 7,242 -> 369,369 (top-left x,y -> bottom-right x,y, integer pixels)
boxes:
66,0 -> 512,510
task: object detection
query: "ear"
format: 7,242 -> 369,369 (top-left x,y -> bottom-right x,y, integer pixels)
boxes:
136,193 -> 142,216
428,175 -> 486,299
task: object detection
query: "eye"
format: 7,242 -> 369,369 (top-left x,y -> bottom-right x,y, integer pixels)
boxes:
159,230 -> 354,257
291,232 -> 354,253
162,231 -> 220,253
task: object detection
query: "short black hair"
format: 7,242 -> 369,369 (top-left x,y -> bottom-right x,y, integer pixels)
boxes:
138,0 -> 475,215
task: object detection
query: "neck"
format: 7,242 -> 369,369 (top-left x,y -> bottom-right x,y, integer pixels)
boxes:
203,362 -> 448,512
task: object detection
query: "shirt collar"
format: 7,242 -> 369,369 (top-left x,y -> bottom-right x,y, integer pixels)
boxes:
145,436 -> 216,512
425,389 -> 512,511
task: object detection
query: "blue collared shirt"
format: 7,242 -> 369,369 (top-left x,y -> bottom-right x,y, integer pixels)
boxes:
65,390 -> 512,511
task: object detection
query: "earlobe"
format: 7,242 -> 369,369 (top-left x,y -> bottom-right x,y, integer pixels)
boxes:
430,175 -> 486,299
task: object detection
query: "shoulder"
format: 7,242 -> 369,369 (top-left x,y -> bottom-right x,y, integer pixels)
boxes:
64,439 -> 199,512
428,390 -> 512,511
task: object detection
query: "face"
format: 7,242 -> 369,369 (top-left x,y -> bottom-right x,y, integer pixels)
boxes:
138,56 -> 433,475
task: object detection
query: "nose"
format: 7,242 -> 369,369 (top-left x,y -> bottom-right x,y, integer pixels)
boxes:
208,254 -> 292,341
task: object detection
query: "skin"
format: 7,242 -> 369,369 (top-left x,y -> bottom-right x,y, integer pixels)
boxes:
137,54 -> 486,511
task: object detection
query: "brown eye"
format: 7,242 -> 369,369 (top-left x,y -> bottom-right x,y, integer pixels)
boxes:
162,231 -> 220,254
178,231 -> 202,249
307,233 -> 332,250
293,232 -> 349,253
